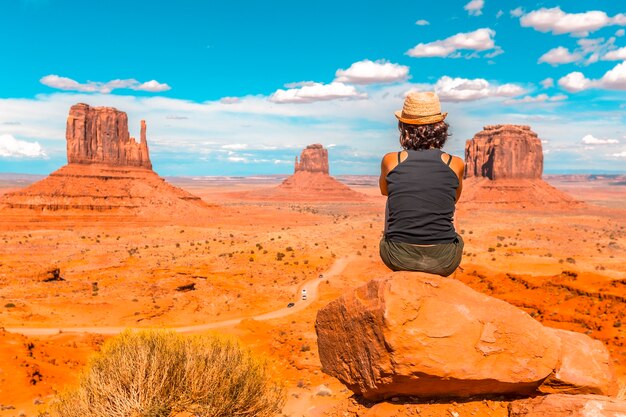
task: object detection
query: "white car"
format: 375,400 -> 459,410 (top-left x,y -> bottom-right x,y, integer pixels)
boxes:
301,289 -> 307,301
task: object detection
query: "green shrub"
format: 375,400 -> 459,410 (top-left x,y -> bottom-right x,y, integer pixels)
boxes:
52,330 -> 284,417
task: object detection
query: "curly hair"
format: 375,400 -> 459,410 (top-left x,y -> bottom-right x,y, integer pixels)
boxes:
398,121 -> 450,150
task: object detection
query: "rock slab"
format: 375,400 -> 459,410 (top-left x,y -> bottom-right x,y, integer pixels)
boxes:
465,125 -> 542,180
66,103 -> 152,168
316,272 -> 562,400
539,329 -> 613,395
509,394 -> 626,417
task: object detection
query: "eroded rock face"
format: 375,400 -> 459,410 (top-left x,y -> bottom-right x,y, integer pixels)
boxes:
294,144 -> 329,174
316,273 -> 614,400
465,125 -> 543,180
66,103 -> 152,169
509,394 -> 626,417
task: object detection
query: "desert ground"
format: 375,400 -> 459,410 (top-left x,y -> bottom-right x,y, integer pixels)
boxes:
0,175 -> 625,417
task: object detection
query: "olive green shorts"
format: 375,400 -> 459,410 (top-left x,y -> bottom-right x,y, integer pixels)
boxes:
379,234 -> 464,277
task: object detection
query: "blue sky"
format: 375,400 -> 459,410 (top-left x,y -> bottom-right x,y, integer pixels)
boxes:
1,0 -> 625,175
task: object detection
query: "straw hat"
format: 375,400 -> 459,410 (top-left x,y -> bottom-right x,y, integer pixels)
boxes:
395,91 -> 447,125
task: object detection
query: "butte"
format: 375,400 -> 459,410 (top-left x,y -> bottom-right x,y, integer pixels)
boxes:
459,124 -> 579,210
0,103 -> 212,220
240,144 -> 364,201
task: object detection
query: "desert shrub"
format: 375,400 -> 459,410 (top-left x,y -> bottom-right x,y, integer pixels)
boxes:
52,330 -> 284,417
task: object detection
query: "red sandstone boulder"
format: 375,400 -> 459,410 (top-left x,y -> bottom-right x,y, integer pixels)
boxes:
315,272 -> 561,400
539,329 -> 613,395
465,125 -> 543,180
295,144 -> 329,174
509,394 -> 626,417
316,273 -> 614,400
66,103 -> 152,169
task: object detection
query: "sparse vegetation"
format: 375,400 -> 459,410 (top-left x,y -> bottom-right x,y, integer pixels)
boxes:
52,330 -> 284,417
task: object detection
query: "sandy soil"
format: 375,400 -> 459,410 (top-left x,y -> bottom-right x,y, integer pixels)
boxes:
0,176 -> 624,417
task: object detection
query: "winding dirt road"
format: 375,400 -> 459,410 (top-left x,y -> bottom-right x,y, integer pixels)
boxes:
5,256 -> 352,337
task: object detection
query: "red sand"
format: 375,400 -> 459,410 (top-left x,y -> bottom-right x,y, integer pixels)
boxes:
0,175 -> 624,417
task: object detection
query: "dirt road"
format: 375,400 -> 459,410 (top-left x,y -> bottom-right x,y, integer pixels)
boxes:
5,256 -> 352,336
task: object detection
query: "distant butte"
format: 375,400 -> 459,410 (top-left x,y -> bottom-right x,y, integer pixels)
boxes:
294,144 -> 329,174
235,144 -> 364,201
460,124 -> 579,209
66,103 -> 152,169
273,144 -> 364,201
0,104 -> 212,218
465,125 -> 542,180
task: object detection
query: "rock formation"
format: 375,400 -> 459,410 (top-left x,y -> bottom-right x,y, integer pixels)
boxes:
0,104 -> 211,218
465,125 -> 542,180
67,103 -> 152,169
316,272 -> 613,401
509,394 -> 626,417
238,144 -> 364,201
460,124 -> 579,209
294,144 -> 329,174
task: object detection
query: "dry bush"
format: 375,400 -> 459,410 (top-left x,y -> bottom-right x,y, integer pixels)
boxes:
52,330 -> 284,417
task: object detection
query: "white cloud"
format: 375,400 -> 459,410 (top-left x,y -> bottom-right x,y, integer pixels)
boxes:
505,93 -> 567,104
283,81 -> 317,88
40,75 -> 171,93
464,0 -> 484,16
406,28 -> 497,58
617,29 -> 625,37
496,10 -> 503,19
582,134 -> 619,144
220,97 -> 241,104
484,47 -> 504,58
578,37 -> 616,64
603,46 -> 626,60
510,7 -> 524,18
136,80 -> 171,92
558,71 -> 595,92
434,76 -> 525,102
560,61 -> 626,92
227,156 -> 247,162
539,37 -> 616,65
0,134 -> 47,158
520,7 -> 626,37
334,59 -> 409,84
269,82 -> 367,103
541,78 -> 555,88
600,61 -> 626,89
222,144 -> 248,150
415,19 -> 430,26
612,151 -> 626,157
538,46 -> 582,64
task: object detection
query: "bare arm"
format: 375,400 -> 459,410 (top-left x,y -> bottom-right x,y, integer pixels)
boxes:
449,156 -> 465,202
379,152 -> 401,196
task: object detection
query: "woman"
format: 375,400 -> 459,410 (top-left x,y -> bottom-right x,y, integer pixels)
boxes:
379,91 -> 464,277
